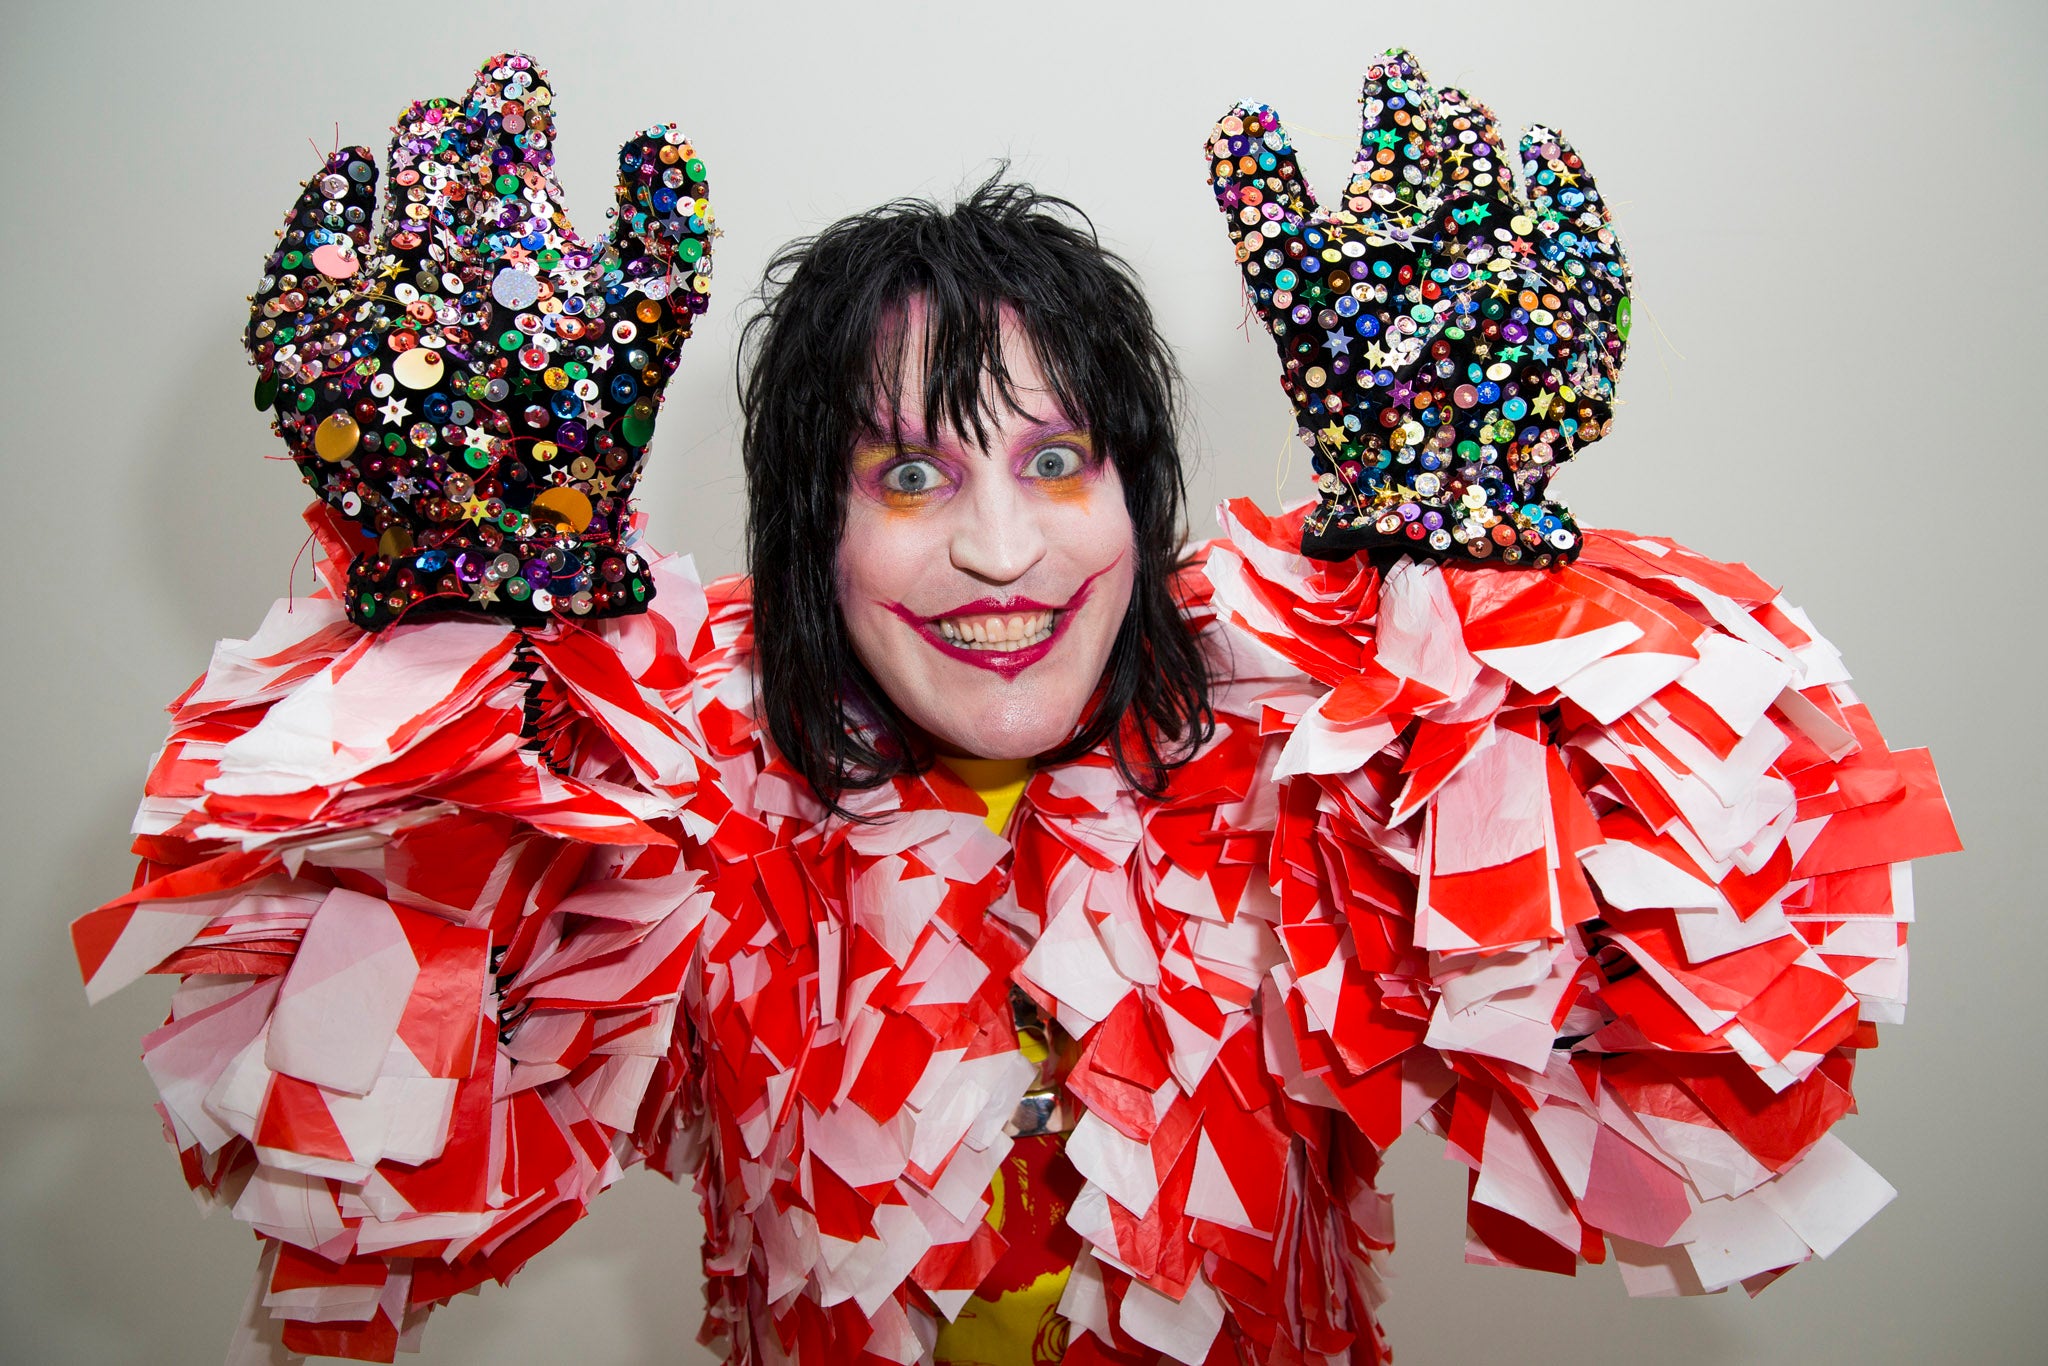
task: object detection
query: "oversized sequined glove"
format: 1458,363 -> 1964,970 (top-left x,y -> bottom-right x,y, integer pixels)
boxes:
247,52 -> 713,628
1207,48 -> 1629,566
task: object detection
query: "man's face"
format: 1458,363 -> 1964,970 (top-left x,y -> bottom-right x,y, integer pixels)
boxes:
835,306 -> 1136,761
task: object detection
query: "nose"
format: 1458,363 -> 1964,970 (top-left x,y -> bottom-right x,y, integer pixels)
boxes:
947,462 -> 1046,586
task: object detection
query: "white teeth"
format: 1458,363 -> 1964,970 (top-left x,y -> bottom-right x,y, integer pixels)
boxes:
933,609 -> 1057,651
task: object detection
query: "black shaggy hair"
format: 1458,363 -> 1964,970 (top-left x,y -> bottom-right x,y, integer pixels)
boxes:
737,176 -> 1213,810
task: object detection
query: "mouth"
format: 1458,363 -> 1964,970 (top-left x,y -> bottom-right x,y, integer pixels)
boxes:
905,600 -> 1075,677
931,608 -> 1060,651
885,565 -> 1117,679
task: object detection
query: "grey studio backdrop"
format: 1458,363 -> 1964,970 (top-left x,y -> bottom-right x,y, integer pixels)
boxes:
2,1 -> 2039,1362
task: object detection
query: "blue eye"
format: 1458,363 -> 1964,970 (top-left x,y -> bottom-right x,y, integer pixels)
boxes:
881,459 -> 943,494
1027,445 -> 1084,479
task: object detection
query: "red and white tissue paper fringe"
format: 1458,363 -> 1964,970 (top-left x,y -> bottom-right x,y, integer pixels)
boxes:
1014,565 -> 1391,1366
72,505 -> 721,1363
1203,496 -> 1959,1307
74,492 -> 1962,1366
679,575 -> 1047,1365
679,567 -> 1394,1366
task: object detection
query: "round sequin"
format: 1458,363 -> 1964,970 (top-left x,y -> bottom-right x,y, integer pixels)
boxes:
491,267 -> 541,310
313,412 -> 361,462
309,243 -> 358,279
392,348 -> 445,390
530,487 -> 594,533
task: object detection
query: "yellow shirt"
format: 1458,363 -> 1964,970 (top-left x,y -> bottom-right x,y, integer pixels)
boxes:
931,755 -> 1074,1366
938,755 -> 1032,837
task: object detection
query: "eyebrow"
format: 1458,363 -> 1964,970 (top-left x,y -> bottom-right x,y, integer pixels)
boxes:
861,415 -> 1088,459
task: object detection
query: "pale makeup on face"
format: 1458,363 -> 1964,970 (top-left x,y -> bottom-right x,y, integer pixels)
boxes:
835,308 -> 1137,762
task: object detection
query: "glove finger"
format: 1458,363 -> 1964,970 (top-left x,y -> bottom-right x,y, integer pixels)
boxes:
1430,85 -> 1523,257
1341,48 -> 1441,224
1433,84 -> 1511,202
247,147 -> 379,378
1207,100 -> 1324,331
1208,100 -> 1321,226
456,53 -> 582,254
380,93 -> 471,282
598,129 -> 714,428
1519,125 -> 1632,304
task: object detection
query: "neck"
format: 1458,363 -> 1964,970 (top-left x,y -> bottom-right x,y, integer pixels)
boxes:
936,754 -> 1032,785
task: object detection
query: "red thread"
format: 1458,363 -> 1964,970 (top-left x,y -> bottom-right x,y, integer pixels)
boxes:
286,531 -> 316,614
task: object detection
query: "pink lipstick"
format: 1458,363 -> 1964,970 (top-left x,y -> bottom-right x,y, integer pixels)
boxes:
884,562 -> 1119,678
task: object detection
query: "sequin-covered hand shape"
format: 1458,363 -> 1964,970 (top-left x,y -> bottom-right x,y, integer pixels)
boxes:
247,53 -> 713,629
1208,48 -> 1629,566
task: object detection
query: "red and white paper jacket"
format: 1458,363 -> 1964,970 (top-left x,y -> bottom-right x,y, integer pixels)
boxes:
76,498 -> 1959,1364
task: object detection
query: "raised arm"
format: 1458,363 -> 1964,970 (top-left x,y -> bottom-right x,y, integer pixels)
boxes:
1198,49 -> 1959,1305
74,54 -> 725,1360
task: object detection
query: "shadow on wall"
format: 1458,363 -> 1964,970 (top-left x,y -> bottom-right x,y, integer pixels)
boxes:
137,300 -> 328,655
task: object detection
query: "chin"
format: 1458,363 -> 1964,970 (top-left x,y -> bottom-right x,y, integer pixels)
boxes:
918,688 -> 1090,761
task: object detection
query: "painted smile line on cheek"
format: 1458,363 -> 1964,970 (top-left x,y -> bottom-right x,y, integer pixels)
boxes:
881,557 -> 1125,678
